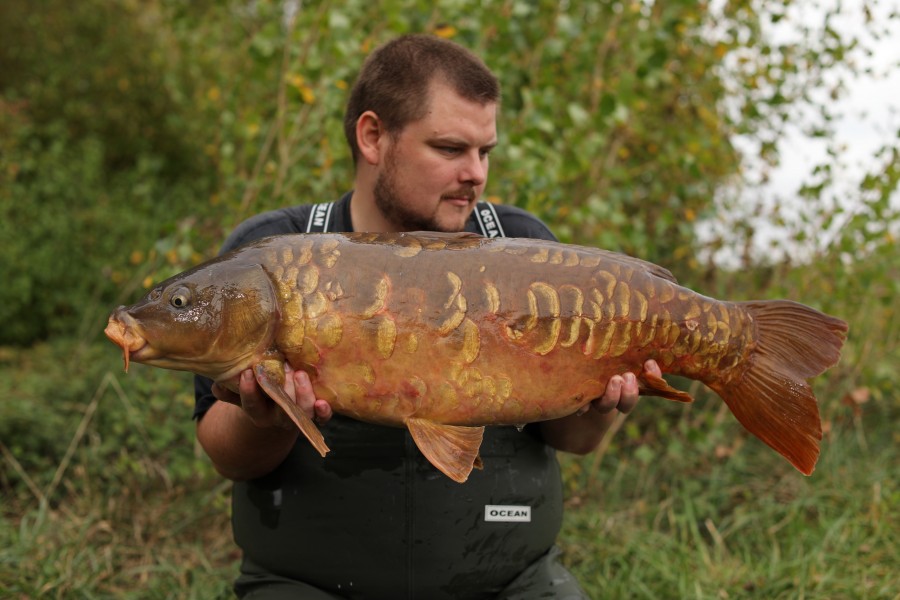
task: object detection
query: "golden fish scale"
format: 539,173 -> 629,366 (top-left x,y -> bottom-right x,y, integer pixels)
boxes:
259,233 -> 754,427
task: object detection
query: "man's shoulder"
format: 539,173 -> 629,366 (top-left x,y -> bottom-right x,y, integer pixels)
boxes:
220,205 -> 315,252
486,203 -> 557,241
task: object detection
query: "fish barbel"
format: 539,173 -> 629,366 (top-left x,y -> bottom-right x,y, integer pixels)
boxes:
105,232 -> 848,482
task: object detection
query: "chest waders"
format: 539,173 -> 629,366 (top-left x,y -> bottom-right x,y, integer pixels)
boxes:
229,199 -> 579,599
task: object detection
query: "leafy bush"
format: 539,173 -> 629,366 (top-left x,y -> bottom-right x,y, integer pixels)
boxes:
0,0 -> 217,345
0,120 -> 212,345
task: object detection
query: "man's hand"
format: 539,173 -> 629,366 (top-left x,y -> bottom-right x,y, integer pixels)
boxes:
580,359 -> 662,417
212,363 -> 333,430
199,363 -> 333,481
540,359 -> 661,454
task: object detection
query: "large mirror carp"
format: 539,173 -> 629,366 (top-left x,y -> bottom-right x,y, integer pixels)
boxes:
105,232 -> 848,482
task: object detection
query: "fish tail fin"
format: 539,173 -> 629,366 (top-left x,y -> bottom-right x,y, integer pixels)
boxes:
709,300 -> 848,475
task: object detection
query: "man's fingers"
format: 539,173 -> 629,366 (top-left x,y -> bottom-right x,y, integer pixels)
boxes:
292,369 -> 315,414
617,372 -> 639,414
238,369 -> 268,420
292,369 -> 334,425
313,399 -> 333,425
591,369 -> 643,415
211,382 -> 241,406
592,375 -> 623,414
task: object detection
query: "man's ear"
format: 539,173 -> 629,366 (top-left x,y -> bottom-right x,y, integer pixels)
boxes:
356,111 -> 385,166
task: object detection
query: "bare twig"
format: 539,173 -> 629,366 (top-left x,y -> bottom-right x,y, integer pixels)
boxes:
42,371 -> 154,501
44,374 -> 105,501
586,411 -> 629,487
1,441 -> 48,507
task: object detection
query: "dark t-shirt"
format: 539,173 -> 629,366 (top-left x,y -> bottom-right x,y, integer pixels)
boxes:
195,193 -> 567,600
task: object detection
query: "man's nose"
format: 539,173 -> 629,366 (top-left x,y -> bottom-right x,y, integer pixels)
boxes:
459,151 -> 487,186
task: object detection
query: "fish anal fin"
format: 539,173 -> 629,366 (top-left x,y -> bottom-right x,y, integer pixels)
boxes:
638,370 -> 694,403
254,360 -> 330,457
406,418 -> 484,483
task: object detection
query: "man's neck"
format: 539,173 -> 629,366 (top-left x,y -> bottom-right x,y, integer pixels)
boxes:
349,175 -> 396,233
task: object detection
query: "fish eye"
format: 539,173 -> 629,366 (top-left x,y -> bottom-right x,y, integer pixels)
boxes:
170,286 -> 192,309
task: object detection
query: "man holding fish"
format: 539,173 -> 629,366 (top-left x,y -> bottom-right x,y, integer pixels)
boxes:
195,34 -> 658,599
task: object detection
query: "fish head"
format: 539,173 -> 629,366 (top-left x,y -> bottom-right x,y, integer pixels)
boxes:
105,260 -> 279,381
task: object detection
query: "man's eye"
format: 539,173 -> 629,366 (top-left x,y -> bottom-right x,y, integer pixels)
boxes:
438,146 -> 461,155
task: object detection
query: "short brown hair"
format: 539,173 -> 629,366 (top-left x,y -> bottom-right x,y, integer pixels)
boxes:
344,34 -> 500,164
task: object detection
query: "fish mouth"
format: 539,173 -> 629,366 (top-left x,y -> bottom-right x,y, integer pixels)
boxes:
104,311 -> 149,372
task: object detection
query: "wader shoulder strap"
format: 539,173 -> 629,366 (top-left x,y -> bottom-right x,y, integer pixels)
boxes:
308,200 -> 507,237
473,201 -> 506,238
306,202 -> 335,233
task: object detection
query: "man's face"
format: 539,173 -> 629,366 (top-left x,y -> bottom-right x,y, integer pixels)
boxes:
373,81 -> 498,232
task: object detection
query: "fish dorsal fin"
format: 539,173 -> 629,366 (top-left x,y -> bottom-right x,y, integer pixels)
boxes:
406,418 -> 485,483
405,230 -> 482,239
254,360 -> 330,457
589,247 -> 679,284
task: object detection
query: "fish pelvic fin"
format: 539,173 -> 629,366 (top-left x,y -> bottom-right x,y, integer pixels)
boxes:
710,300 -> 848,476
638,370 -> 694,403
406,418 -> 485,483
254,360 -> 330,457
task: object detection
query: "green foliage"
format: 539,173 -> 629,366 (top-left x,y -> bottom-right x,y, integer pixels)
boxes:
159,0 -> 750,267
0,0 -> 204,175
0,0 -> 220,346
0,122 -> 205,345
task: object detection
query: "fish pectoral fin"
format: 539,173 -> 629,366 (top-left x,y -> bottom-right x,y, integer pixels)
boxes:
253,360 -> 330,458
638,370 -> 694,403
406,418 -> 484,483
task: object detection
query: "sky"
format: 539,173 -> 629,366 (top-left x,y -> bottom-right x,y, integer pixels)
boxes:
772,0 -> 899,196
700,0 -> 900,265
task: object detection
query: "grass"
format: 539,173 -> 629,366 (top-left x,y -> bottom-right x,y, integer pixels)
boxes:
559,393 -> 900,599
0,340 -> 238,599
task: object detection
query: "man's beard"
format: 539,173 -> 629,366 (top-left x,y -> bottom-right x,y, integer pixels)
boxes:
373,152 -> 475,232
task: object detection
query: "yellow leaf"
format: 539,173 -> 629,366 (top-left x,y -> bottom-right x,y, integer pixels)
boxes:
714,42 -> 728,59
434,25 -> 457,39
142,276 -> 154,289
